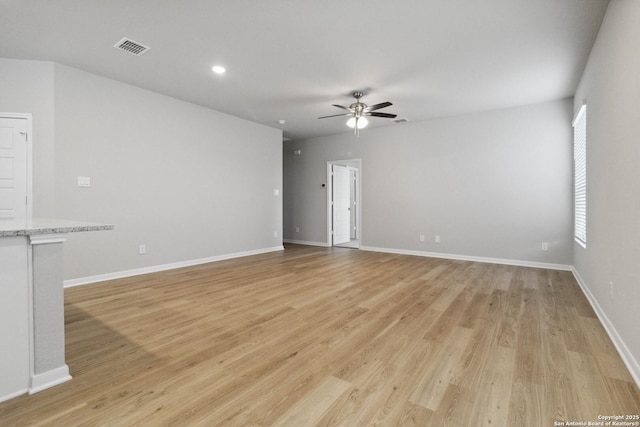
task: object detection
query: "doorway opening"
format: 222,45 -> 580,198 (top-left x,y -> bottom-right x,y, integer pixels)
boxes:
327,159 -> 361,248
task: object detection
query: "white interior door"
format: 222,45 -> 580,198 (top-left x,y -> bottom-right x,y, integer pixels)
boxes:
332,164 -> 350,245
0,117 -> 28,220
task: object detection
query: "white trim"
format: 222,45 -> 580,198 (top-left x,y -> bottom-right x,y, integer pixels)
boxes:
29,233 -> 68,245
64,246 -> 285,288
572,268 -> 640,389
0,388 -> 29,403
283,239 -> 330,247
29,365 -> 72,394
26,235 -> 35,403
360,246 -> 573,271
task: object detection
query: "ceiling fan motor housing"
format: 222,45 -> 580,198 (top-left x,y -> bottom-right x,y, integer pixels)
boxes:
350,102 -> 366,115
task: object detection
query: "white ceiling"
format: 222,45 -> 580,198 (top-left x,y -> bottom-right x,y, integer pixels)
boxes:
0,0 -> 608,141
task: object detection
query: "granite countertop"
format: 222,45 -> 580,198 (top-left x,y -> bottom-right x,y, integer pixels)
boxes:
0,218 -> 114,237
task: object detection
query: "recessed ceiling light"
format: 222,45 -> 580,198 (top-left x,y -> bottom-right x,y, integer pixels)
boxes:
211,65 -> 226,74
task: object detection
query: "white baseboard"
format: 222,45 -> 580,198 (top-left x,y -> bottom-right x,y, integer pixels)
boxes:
283,239 -> 330,247
29,365 -> 72,394
0,387 -> 29,403
64,246 -> 285,288
572,268 -> 640,389
360,246 -> 573,271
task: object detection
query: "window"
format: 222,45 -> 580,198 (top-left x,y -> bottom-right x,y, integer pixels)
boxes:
573,104 -> 587,247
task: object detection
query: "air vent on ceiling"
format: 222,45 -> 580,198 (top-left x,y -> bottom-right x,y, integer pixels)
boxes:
392,117 -> 409,124
113,38 -> 151,56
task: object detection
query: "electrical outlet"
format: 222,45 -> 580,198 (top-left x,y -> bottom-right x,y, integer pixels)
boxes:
435,235 -> 441,243
77,176 -> 91,187
296,226 -> 300,233
609,281 -> 614,301
541,242 -> 549,251
274,231 -> 278,238
419,235 -> 425,242
139,244 -> 146,255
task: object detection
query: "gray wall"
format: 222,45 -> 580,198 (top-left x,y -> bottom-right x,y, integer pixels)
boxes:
53,64 -> 283,280
284,98 -> 573,266
31,241 -> 65,375
1,57 -> 283,280
573,0 -> 640,381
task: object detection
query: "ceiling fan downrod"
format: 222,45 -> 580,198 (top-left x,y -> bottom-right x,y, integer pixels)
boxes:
352,91 -> 364,136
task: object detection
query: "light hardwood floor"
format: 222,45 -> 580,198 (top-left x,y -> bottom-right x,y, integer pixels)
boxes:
1,244 -> 638,426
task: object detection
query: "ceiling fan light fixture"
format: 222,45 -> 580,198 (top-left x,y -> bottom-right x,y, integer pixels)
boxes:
346,116 -> 368,129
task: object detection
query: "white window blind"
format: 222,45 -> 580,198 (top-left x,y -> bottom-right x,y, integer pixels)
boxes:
573,105 -> 587,247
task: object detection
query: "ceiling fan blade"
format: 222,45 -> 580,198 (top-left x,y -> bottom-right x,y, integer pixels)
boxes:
366,112 -> 397,119
366,101 -> 392,112
318,113 -> 353,119
332,104 -> 352,111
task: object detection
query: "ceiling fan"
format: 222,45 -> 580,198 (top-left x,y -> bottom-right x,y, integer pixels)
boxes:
318,91 -> 397,136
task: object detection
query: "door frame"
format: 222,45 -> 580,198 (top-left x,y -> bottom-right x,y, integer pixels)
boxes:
0,112 -> 33,220
326,159 -> 362,247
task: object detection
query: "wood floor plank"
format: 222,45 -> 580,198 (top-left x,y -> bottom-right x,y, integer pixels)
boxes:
1,244 -> 638,426
579,316 -> 633,381
453,318 -> 499,392
365,339 -> 437,426
507,379 -> 545,426
429,383 -> 474,427
316,359 -> 394,427
566,350 -> 618,419
410,326 -> 474,410
271,376 -> 352,427
467,344 -> 516,427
